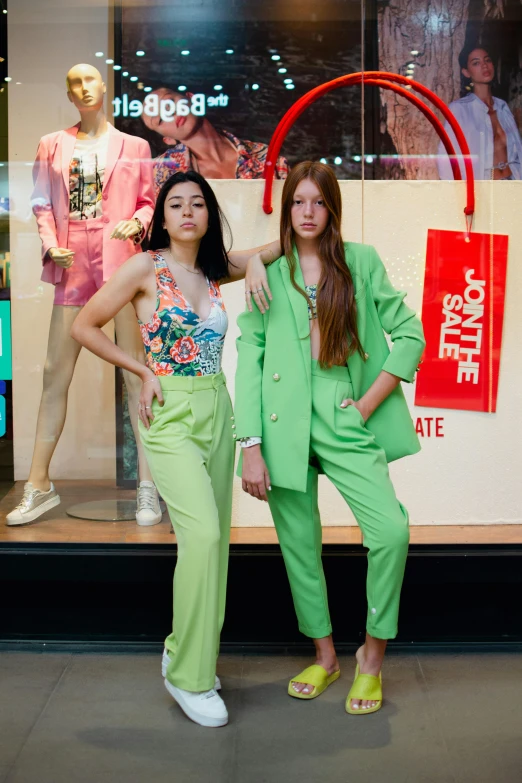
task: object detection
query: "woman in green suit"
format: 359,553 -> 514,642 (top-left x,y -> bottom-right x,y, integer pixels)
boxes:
235,161 -> 425,715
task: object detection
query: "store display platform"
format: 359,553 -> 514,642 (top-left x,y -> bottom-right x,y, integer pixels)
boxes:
1,480 -> 522,545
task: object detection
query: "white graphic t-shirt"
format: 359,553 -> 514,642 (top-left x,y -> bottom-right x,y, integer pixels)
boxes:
69,132 -> 109,220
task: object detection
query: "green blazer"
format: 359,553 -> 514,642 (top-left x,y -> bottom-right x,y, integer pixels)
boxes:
235,242 -> 426,493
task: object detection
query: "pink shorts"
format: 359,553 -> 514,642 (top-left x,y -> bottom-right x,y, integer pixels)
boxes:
53,217 -> 104,306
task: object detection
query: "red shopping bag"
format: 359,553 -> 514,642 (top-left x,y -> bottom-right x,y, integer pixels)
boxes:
414,228 -> 508,413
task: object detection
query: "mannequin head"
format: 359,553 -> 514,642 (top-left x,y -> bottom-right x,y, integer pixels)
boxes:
66,64 -> 106,112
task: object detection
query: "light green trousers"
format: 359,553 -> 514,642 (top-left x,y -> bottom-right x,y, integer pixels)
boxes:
139,371 -> 235,691
268,361 -> 410,641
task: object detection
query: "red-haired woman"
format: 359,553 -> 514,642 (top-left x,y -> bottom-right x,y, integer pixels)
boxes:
235,161 -> 425,714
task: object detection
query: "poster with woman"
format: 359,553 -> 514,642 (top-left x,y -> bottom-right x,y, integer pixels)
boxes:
375,0 -> 522,179
115,0 -> 364,184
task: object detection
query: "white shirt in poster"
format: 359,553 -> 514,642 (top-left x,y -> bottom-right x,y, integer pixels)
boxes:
437,93 -> 522,180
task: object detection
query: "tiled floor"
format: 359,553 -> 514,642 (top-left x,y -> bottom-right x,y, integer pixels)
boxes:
0,650 -> 521,782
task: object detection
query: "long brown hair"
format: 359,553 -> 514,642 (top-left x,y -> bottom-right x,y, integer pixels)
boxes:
280,161 -> 363,368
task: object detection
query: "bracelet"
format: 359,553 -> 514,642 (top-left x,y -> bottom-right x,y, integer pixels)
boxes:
239,437 -> 262,448
143,378 -> 156,385
132,217 -> 145,245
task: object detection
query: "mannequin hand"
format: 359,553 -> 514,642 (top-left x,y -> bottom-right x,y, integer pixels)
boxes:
138,374 -> 164,429
48,247 -> 75,268
245,253 -> 272,314
241,445 -> 271,501
110,219 -> 140,241
340,397 -> 370,422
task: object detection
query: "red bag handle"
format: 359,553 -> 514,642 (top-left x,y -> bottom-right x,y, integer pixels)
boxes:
262,71 -> 475,227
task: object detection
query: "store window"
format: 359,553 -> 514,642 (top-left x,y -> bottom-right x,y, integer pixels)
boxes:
1,0 -> 520,544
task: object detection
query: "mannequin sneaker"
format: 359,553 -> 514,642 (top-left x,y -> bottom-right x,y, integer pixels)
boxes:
136,481 -> 162,526
6,482 -> 61,526
164,679 -> 228,728
161,648 -> 221,690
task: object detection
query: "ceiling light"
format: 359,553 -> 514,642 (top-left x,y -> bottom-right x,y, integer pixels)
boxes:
95,52 -> 104,58
113,65 -> 121,70
144,87 -> 152,92
136,50 -> 145,57
252,83 -> 260,90
178,85 -> 187,91
181,50 -> 190,56
4,77 -> 12,82
283,78 -> 293,84
214,84 -> 223,90
271,55 -> 281,61
334,157 -> 342,165
410,50 -> 419,55
285,84 -> 295,90
106,59 -> 114,64
226,49 -> 234,54
130,76 -> 138,82
320,158 -> 327,164
122,71 -> 129,77
278,68 -> 287,74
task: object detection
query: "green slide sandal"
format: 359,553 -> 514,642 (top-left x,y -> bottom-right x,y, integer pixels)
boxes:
345,664 -> 383,715
288,664 -> 341,700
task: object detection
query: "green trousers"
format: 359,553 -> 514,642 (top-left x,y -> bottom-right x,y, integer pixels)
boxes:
268,361 -> 410,641
139,371 -> 235,691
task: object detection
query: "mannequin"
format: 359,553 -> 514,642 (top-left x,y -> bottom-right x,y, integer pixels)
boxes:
7,64 -> 160,527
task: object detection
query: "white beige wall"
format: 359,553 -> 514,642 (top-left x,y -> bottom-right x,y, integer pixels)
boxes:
8,3 -> 522,525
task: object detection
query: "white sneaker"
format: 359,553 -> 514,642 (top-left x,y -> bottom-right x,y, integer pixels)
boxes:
136,481 -> 162,526
6,482 -> 60,526
164,679 -> 228,728
161,648 -> 221,690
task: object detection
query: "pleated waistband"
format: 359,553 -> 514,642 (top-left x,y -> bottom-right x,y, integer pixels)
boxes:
156,370 -> 226,392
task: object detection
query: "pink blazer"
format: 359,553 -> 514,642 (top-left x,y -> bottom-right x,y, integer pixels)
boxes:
31,123 -> 155,284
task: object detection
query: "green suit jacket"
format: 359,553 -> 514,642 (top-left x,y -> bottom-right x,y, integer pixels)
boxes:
235,242 -> 426,493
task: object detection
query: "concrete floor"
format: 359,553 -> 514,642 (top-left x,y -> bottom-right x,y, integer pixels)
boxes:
0,650 -> 521,783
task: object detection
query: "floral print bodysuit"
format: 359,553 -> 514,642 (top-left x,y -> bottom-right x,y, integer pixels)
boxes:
139,251 -> 228,377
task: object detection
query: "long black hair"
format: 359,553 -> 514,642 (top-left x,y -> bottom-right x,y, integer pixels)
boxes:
149,170 -> 232,281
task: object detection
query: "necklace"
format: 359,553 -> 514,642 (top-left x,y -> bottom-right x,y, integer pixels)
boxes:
166,250 -> 201,275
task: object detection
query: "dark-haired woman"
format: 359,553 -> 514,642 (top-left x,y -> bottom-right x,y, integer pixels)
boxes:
71,171 -> 279,728
437,44 -> 522,180
235,161 -> 425,715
